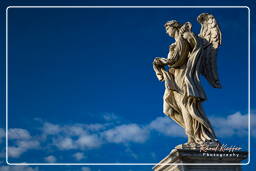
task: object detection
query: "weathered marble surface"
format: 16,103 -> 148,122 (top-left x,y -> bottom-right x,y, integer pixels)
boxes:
153,13 -> 222,145
152,13 -> 248,171
153,147 -> 248,171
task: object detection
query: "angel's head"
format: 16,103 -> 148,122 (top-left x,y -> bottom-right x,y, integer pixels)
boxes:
164,20 -> 182,38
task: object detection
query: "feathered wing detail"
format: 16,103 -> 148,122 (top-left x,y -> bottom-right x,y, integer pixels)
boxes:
197,13 -> 222,88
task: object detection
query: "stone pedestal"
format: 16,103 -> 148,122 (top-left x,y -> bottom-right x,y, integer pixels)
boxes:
153,146 -> 248,171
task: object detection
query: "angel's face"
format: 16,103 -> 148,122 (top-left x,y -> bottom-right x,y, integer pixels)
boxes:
166,26 -> 176,38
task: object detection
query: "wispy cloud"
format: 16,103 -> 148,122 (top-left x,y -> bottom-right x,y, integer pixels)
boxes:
76,134 -> 102,149
149,116 -> 185,137
3,111 -> 254,161
43,124 -> 103,151
210,112 -> 253,137
40,122 -> 105,151
73,152 -> 85,161
42,122 -> 61,135
8,139 -> 40,158
251,113 -> 256,137
8,129 -> 31,140
81,167 -> 91,171
102,124 -> 149,144
8,128 -> 40,158
103,112 -> 120,122
44,155 -> 57,163
0,128 -> 5,144
0,166 -> 39,171
53,137 -> 76,150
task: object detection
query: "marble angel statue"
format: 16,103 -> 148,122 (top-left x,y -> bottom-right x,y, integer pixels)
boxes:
153,13 -> 222,146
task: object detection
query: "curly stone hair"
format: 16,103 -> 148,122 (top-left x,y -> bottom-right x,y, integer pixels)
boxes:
164,20 -> 182,29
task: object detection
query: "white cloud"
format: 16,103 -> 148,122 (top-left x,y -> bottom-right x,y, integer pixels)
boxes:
0,166 -> 39,171
4,111 -> 254,161
40,121 -> 105,151
81,167 -> 91,171
149,116 -> 186,137
8,147 -> 23,158
44,155 -> 56,163
63,125 -> 86,136
212,112 -> 247,128
16,140 -> 39,149
42,122 -> 61,135
73,152 -> 85,161
8,140 -> 40,158
42,122 -> 106,138
6,128 -> 40,158
8,128 -> 31,140
148,113 -> 253,139
0,128 -> 5,143
52,133 -> 101,151
54,137 -> 76,150
210,112 -> 251,137
251,113 -> 256,138
84,124 -> 106,131
76,134 -> 102,149
0,128 -> 5,138
102,124 -> 149,143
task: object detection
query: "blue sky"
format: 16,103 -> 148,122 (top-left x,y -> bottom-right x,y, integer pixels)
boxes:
0,0 -> 256,171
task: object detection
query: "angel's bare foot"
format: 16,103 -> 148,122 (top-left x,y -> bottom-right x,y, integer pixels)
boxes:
183,136 -> 196,147
187,136 -> 195,144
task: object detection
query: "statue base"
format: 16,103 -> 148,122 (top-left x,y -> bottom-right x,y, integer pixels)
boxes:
153,144 -> 248,171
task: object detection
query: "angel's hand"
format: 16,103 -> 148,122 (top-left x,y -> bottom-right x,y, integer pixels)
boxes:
156,73 -> 164,81
153,57 -> 168,66
153,57 -> 161,65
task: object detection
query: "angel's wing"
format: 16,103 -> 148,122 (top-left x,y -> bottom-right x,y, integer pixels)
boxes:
197,13 -> 222,88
